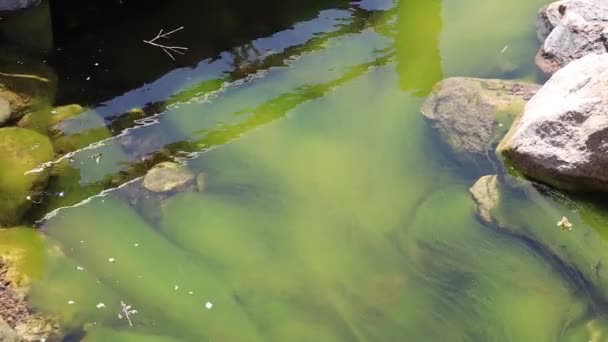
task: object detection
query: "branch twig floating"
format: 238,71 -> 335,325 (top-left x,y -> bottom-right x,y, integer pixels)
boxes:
143,27 -> 188,61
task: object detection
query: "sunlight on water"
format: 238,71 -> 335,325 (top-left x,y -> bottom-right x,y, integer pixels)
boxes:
23,0 -> 608,340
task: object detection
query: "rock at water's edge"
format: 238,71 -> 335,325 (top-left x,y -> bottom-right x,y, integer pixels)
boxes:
0,128 -> 54,227
535,0 -> 608,75
421,77 -> 539,171
499,53 -> 608,192
18,104 -> 85,134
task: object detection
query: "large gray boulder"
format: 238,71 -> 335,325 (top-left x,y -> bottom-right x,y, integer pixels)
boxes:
535,0 -> 608,75
499,53 -> 608,192
421,77 -> 539,171
0,0 -> 40,11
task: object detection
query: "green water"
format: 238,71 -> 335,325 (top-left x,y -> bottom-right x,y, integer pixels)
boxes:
19,0 -> 608,340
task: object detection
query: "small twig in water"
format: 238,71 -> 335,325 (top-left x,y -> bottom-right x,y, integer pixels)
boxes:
143,27 -> 188,61
118,301 -> 138,326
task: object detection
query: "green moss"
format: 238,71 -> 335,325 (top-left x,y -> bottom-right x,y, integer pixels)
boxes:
0,227 -> 45,284
163,79 -> 224,108
18,104 -> 85,135
52,127 -> 111,155
0,127 -> 54,226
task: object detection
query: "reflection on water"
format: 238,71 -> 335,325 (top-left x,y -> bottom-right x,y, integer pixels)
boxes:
17,0 -> 608,340
396,0 -> 443,96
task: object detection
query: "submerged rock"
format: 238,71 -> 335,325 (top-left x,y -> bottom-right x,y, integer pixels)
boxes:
535,0 -> 608,75
421,77 -> 539,170
0,127 -> 54,227
499,53 -> 608,192
469,175 -> 500,225
48,108 -> 111,155
142,162 -> 195,193
117,162 -> 200,225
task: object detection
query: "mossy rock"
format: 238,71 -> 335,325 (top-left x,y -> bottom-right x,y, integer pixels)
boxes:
0,127 -> 54,226
17,104 -> 84,134
0,227 -> 64,341
46,108 -> 111,154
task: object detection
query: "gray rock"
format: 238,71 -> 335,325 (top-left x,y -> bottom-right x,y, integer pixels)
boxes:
535,0 -> 608,75
421,77 -> 539,170
499,53 -> 608,192
469,175 -> 500,225
0,0 -> 40,12
142,162 -> 195,193
0,98 -> 10,126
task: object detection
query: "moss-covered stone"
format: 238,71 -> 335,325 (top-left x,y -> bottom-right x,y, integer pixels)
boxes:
0,227 -> 62,341
47,108 -> 111,154
0,127 -> 54,226
17,104 -> 85,134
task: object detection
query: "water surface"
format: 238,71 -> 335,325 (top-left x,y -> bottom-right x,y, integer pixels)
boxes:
22,0 -> 608,340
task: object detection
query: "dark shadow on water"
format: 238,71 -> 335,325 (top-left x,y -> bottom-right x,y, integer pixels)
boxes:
46,0 -> 352,105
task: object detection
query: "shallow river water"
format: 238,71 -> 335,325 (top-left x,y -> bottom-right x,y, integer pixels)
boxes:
12,0 -> 608,340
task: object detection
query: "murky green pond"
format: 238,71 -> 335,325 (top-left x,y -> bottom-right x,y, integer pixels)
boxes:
12,0 -> 608,340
